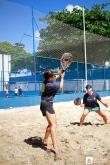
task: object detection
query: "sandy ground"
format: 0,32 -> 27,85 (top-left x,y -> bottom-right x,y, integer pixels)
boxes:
0,97 -> 110,165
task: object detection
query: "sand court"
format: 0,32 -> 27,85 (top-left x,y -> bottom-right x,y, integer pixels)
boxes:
0,97 -> 110,165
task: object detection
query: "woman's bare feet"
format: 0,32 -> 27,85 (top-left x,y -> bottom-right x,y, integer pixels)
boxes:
50,147 -> 59,161
43,138 -> 48,146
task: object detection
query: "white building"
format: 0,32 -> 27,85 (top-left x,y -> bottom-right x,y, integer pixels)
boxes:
0,54 -> 11,91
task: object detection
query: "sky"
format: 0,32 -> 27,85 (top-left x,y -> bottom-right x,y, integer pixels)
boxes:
0,0 -> 110,53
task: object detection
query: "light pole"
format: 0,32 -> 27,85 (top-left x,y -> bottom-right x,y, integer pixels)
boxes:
2,55 -> 5,95
66,5 -> 88,86
32,8 -> 37,87
82,7 -> 88,86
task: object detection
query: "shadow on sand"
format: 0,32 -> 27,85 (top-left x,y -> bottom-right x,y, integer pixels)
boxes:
24,136 -> 59,161
70,122 -> 104,126
24,136 -> 47,151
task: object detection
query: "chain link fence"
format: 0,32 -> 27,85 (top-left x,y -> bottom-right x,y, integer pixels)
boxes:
0,57 -> 110,97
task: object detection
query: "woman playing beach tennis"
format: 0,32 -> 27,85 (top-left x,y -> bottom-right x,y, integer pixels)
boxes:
80,84 -> 108,126
40,69 -> 64,155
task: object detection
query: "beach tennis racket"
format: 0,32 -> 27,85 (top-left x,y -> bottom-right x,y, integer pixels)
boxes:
60,53 -> 73,72
74,97 -> 81,106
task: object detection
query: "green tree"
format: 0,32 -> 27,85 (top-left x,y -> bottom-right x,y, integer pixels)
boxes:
38,3 -> 110,65
0,42 -> 34,73
0,42 -> 15,54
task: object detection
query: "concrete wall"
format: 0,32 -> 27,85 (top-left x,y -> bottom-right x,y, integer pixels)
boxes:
0,54 -> 11,91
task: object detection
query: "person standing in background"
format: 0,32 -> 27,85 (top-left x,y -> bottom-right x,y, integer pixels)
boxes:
18,86 -> 22,96
5,86 -> 9,98
14,87 -> 18,96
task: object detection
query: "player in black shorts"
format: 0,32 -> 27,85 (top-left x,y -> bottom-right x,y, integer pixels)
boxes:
80,84 -> 108,126
40,69 -> 64,154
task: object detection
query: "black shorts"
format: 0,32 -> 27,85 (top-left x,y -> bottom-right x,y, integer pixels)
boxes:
40,100 -> 55,116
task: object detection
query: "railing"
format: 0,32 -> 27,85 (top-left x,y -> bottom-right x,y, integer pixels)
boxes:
1,79 -> 110,97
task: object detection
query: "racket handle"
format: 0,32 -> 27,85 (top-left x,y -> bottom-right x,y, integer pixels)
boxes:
55,69 -> 65,78
61,69 -> 65,73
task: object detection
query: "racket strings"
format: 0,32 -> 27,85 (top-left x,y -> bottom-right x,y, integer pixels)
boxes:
60,53 -> 73,70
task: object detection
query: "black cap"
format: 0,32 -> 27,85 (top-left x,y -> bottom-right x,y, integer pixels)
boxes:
86,84 -> 92,90
43,70 -> 54,80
